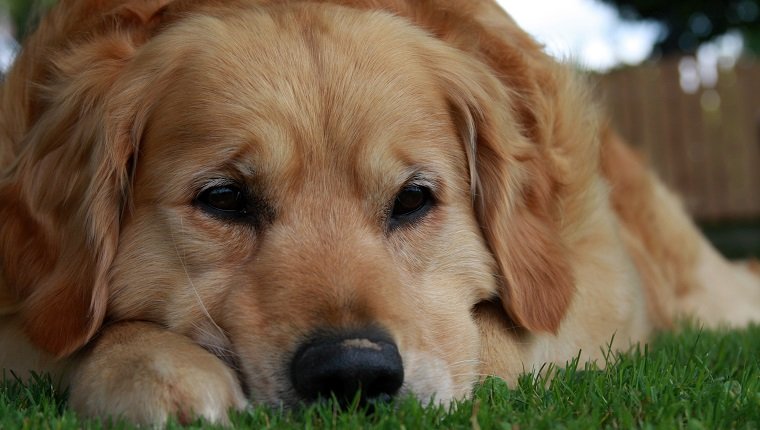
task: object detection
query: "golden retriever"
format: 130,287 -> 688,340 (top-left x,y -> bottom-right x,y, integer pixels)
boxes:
1,0 -> 758,425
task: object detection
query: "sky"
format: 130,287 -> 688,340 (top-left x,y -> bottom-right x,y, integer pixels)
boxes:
497,0 -> 662,71
0,13 -> 15,72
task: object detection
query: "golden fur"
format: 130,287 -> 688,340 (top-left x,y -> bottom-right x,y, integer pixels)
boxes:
1,0 -> 758,425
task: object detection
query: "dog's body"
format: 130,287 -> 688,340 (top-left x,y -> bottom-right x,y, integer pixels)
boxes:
1,0 -> 758,425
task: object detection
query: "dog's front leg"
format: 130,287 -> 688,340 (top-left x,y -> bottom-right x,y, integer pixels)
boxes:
68,321 -> 247,426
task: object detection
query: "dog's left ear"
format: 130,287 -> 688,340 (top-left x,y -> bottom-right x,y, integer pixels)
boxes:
425,8 -> 597,334
0,0 -> 173,357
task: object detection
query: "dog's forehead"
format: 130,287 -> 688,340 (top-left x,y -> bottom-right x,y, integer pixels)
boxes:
141,4 -> 464,197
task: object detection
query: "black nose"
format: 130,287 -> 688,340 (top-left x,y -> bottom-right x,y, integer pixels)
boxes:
290,328 -> 404,406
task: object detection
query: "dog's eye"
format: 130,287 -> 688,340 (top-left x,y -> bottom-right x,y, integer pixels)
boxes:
197,185 -> 247,214
390,185 -> 433,226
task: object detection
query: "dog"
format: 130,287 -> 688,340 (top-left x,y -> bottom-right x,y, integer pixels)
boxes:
1,0 -> 758,425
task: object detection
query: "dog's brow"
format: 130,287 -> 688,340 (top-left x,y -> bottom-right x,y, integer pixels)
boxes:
404,170 -> 440,191
190,162 -> 258,190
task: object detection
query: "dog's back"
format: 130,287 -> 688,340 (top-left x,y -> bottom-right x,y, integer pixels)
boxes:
602,127 -> 760,328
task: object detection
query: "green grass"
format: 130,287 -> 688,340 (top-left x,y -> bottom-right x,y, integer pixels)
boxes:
2,324 -> 759,429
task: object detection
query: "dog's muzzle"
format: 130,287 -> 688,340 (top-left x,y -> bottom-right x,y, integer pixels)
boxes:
290,327 -> 404,406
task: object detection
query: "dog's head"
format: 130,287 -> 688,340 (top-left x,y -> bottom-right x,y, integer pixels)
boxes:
1,0 -> 600,405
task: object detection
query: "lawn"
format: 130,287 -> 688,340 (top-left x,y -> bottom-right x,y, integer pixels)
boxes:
2,324 -> 759,429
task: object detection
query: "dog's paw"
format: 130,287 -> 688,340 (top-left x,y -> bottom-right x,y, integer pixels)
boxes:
68,322 -> 247,426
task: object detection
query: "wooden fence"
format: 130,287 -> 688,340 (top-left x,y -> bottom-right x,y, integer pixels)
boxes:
595,58 -> 760,221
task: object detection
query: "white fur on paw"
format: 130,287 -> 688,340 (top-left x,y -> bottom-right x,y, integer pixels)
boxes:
69,342 -> 247,426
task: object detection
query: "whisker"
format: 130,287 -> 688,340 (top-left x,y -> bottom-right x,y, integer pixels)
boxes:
191,322 -> 236,352
169,218 -> 227,339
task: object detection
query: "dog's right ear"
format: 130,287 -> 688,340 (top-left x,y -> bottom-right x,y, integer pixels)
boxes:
419,5 -> 605,335
0,0 -> 174,357
437,60 -> 577,335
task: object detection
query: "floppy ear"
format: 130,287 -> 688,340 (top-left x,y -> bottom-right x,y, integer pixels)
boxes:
0,0 -> 172,357
424,13 -> 586,334
451,70 -> 576,335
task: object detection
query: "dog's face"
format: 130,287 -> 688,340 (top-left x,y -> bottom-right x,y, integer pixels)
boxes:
2,0 -> 584,407
107,5 -> 498,405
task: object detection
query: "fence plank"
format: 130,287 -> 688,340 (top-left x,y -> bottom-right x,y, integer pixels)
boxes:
595,59 -> 760,221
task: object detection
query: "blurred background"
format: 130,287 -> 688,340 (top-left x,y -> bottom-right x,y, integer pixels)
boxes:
1,0 -> 758,258
499,0 -> 760,259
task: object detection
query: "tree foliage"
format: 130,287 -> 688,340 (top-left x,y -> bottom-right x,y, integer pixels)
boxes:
2,0 -> 56,39
600,0 -> 760,55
